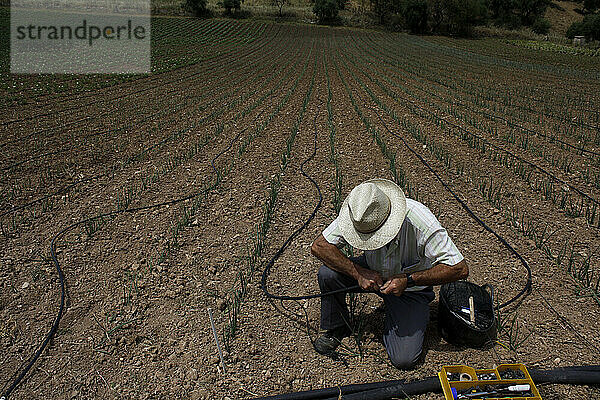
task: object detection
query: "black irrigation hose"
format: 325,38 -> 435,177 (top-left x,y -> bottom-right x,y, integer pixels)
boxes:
0,174 -> 102,219
0,103 -> 269,399
366,101 -> 532,309
260,43 -> 532,308
251,366 -> 600,400
1,190 -> 212,400
324,367 -> 600,400
260,101 -> 361,301
251,378 -> 408,400
0,193 -> 204,399
260,69 -> 532,309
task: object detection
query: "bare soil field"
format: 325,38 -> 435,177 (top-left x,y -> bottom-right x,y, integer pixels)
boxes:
1,11 -> 600,400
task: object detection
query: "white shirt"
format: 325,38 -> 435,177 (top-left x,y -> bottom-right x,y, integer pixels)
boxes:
322,199 -> 464,291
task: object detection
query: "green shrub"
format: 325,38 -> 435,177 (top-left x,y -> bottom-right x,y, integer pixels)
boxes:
220,0 -> 242,14
184,0 -> 208,17
532,17 -> 551,34
487,0 -> 551,28
566,13 -> 600,40
370,0 -> 403,24
516,0 -> 551,26
584,0 -> 600,13
389,13 -> 404,31
587,13 -> 600,40
566,21 -> 584,39
313,0 -> 340,24
432,0 -> 487,36
403,0 -> 428,33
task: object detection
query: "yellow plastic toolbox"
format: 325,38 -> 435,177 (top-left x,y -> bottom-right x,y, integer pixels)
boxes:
438,364 -> 542,399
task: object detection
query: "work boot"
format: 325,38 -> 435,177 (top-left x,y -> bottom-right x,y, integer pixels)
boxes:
313,326 -> 352,355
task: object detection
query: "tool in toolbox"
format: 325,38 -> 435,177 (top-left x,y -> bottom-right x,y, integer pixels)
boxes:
438,363 -> 542,400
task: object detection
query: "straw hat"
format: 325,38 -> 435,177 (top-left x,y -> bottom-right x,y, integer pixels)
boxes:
338,178 -> 407,251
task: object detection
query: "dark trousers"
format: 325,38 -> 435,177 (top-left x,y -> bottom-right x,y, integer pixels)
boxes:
317,255 -> 435,369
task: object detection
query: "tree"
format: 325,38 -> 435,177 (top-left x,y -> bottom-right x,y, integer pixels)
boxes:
272,0 -> 288,17
516,0 -> 551,25
313,0 -> 340,24
486,0 -> 551,27
567,13 -> 600,40
566,21 -> 584,38
435,0 -> 487,35
184,0 -> 208,17
403,0 -> 429,33
427,0 -> 446,31
532,17 -> 551,34
370,0 -> 402,24
220,0 -> 242,14
584,0 -> 600,12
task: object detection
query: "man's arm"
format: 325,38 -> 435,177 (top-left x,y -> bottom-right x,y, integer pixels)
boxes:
311,234 -> 384,291
380,260 -> 468,296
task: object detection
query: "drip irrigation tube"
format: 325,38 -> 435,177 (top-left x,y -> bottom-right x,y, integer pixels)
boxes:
247,379 -> 407,400
260,101 -> 362,300
261,80 -> 530,309
365,100 -> 532,309
0,174 -> 102,219
250,366 -> 600,400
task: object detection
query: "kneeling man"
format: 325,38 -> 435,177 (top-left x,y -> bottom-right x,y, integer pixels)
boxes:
311,178 -> 468,369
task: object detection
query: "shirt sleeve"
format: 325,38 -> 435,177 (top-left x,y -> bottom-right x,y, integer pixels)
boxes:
321,217 -> 348,249
422,227 -> 464,266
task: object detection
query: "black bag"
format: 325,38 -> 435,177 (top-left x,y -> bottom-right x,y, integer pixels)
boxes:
438,281 -> 497,348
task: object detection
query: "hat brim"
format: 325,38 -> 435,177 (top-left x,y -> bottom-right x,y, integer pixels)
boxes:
338,178 -> 407,251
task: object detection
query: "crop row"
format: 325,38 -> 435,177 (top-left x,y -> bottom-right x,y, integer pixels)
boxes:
1,23 -> 293,177
358,33 -> 600,137
430,36 -> 600,78
222,47 -> 317,349
340,34 -> 600,226
400,34 -> 600,121
100,40 -> 318,349
1,33 -> 308,236
412,35 -> 600,94
355,33 -> 600,154
0,26 -> 306,222
331,35 -> 600,306
0,17 -> 270,108
347,34 -> 600,192
1,19 -> 275,126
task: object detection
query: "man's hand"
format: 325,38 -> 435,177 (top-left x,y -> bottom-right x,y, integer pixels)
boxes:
356,266 -> 384,291
380,274 -> 407,296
